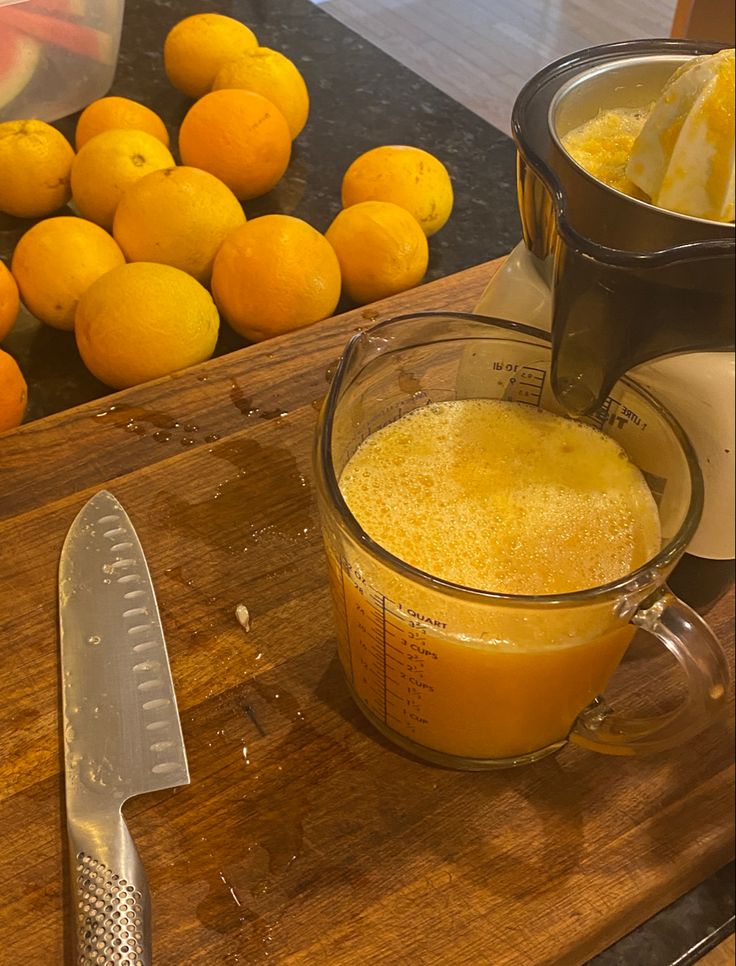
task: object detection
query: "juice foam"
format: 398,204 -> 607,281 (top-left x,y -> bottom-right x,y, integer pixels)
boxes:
339,399 -> 661,595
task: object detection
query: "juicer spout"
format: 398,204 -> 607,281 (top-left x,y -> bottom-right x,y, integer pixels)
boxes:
548,240 -> 735,418
550,358 -> 609,418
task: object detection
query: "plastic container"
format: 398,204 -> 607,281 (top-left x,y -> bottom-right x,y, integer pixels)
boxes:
0,0 -> 124,122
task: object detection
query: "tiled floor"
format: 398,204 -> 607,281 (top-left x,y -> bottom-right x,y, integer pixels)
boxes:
318,0 -> 678,133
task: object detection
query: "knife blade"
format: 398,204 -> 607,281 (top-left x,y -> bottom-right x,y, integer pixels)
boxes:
59,490 -> 189,966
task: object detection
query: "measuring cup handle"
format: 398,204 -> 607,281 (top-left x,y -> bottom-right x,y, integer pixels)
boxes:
570,587 -> 730,756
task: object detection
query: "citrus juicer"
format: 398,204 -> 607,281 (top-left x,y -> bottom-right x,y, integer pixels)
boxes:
474,39 -> 735,564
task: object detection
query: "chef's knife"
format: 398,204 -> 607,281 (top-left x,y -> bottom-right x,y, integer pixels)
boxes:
59,490 -> 189,966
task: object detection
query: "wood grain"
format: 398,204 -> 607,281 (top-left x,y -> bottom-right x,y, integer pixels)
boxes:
700,935 -> 736,966
0,262 -> 495,520
0,260 -> 733,965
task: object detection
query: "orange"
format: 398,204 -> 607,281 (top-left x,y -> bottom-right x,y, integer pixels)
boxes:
179,89 -> 291,201
164,13 -> 258,99
325,201 -> 428,304
0,261 -> 20,342
113,166 -> 246,284
75,263 -> 219,389
341,145 -> 454,236
0,349 -> 28,432
75,96 -> 170,150
70,129 -> 176,229
212,47 -> 309,139
11,216 -> 125,331
211,214 -> 341,341
0,119 -> 74,218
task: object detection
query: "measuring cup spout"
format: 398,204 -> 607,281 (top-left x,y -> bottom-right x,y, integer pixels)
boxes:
332,328 -> 393,389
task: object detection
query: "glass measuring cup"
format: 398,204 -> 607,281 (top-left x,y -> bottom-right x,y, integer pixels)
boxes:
313,312 -> 730,769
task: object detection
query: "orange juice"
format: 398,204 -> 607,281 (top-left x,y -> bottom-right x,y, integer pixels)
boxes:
333,399 -> 661,761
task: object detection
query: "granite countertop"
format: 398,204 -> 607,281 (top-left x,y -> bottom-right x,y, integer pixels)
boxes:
0,0 -> 520,423
0,0 -> 732,961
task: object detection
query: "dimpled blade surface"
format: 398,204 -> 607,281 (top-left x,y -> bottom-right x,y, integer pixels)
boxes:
60,490 -> 189,808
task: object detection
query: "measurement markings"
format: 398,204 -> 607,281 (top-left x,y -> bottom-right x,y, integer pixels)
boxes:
385,709 -> 406,728
364,672 -> 384,704
384,617 -> 407,632
339,561 -> 355,684
379,593 -> 399,609
385,640 -> 406,653
517,370 -> 544,402
385,635 -> 406,651
369,629 -> 385,646
381,595 -> 388,724
504,364 -> 546,408
588,395 -> 619,431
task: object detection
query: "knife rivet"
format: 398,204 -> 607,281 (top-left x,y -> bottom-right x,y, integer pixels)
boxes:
87,635 -> 101,646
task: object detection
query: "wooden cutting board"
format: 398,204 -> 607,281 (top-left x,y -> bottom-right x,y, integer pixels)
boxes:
0,259 -> 733,965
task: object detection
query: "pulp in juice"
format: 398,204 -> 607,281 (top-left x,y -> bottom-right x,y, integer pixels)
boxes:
333,399 -> 661,760
561,107 -> 650,199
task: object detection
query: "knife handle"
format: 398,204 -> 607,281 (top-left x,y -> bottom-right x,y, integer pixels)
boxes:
68,807 -> 151,966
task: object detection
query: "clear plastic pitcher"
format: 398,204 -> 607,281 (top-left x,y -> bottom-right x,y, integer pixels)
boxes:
0,0 -> 124,122
314,312 -> 730,769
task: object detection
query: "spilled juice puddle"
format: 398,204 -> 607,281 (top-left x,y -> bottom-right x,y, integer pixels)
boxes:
161,436 -> 316,555
189,673 -> 357,953
229,378 -> 288,421
196,869 -> 259,935
95,403 -> 180,434
94,402 -> 224,447
196,872 -> 280,961
94,402 -> 221,445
